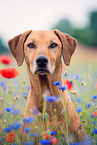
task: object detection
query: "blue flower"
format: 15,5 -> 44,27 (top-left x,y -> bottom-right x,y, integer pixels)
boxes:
45,96 -> 57,103
24,127 -> 31,133
33,108 -> 38,115
86,102 -> 91,109
9,123 -> 22,130
24,141 -> 34,145
69,143 -> 79,145
6,107 -> 11,112
40,139 -> 50,145
76,97 -> 81,103
23,117 -> 34,124
24,142 -> 28,145
90,114 -> 94,118
51,131 -> 55,136
16,109 -> 20,114
10,107 -> 15,114
23,92 -> 28,99
93,128 -> 97,134
10,107 -> 20,116
92,95 -> 97,100
29,132 -> 39,137
2,137 -> 4,141
26,85 -> 30,90
73,143 -> 79,145
0,81 -> 5,87
4,127 -> 12,133
34,132 -> 39,137
76,107 -> 82,113
53,81 -> 60,86
29,132 -> 35,137
58,84 -> 68,91
91,121 -> 96,125
28,141 -> 34,145
2,85 -> 7,91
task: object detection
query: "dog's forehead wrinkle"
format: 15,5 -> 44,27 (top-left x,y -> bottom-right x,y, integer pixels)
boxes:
32,39 -> 35,43
27,39 -> 35,44
27,30 -> 61,45
34,30 -> 45,37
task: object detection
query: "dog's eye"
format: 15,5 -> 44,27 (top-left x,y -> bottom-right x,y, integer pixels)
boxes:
27,43 -> 36,49
49,43 -> 58,48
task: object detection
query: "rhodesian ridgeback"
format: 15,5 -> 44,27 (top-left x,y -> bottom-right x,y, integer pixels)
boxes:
8,30 -> 86,142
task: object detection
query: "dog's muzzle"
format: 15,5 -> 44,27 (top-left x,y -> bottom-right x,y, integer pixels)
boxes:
35,56 -> 50,74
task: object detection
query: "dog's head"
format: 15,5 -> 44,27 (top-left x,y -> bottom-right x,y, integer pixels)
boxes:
8,30 -> 77,75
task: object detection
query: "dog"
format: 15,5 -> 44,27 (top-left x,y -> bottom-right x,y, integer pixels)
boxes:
8,29 -> 86,142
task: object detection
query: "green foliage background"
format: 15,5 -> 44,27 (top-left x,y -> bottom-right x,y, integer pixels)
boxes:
51,11 -> 97,48
0,39 -> 8,53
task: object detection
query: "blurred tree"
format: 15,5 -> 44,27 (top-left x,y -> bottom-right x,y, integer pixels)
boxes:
51,11 -> 97,48
0,38 -> 9,53
51,19 -> 73,35
73,28 -> 94,46
89,11 -> 97,46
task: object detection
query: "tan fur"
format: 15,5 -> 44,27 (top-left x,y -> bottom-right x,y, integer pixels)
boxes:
8,30 -> 86,142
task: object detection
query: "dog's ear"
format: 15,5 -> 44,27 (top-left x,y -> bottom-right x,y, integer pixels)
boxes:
8,30 -> 32,66
54,29 -> 77,66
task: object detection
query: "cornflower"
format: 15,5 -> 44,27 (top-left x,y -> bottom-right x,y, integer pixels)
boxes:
45,96 -> 57,103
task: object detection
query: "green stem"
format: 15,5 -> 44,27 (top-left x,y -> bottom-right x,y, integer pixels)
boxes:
62,91 -> 69,145
42,98 -> 46,129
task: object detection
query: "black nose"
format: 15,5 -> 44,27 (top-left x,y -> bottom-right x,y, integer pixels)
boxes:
36,56 -> 48,67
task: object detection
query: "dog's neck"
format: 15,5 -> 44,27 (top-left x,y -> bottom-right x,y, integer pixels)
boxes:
26,59 -> 62,111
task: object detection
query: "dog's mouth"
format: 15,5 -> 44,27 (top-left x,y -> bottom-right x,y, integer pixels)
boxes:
35,68 -> 50,75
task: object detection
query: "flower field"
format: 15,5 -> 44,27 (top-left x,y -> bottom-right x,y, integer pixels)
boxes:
0,46 -> 97,145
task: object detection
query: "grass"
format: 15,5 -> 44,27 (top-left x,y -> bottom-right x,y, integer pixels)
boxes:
0,48 -> 97,145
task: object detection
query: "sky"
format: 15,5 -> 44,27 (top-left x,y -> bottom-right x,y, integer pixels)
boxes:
0,0 -> 97,42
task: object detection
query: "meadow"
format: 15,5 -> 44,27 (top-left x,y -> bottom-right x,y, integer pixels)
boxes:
0,44 -> 97,145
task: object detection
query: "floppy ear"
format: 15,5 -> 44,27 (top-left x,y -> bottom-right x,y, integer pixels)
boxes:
54,29 -> 77,66
7,30 -> 32,66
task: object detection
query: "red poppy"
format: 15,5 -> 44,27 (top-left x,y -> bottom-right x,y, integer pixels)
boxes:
45,134 -> 49,139
0,68 -> 19,79
94,83 -> 97,90
65,80 -> 73,91
0,55 -> 11,65
5,132 -> 15,142
93,110 -> 97,117
51,137 -> 57,144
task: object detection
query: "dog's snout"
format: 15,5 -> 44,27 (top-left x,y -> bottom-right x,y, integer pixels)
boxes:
36,56 -> 48,67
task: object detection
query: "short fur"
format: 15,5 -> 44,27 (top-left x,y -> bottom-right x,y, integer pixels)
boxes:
8,30 -> 86,142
